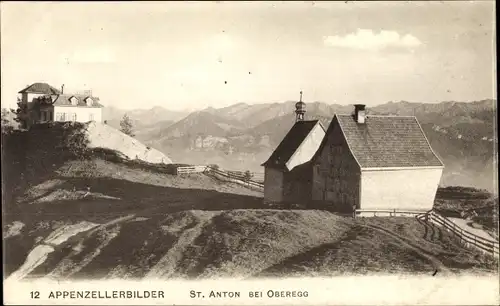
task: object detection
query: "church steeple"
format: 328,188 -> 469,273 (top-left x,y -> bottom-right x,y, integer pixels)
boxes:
295,90 -> 306,122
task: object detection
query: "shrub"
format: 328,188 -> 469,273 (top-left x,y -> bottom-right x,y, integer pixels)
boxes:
120,114 -> 135,137
243,170 -> 253,182
208,164 -> 220,170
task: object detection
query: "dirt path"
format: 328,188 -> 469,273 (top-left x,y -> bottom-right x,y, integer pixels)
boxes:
6,215 -> 136,281
6,221 -> 100,281
448,217 -> 498,241
144,212 -> 219,279
364,224 -> 450,274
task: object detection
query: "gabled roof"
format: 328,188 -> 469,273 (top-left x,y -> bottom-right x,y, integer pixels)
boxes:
321,114 -> 443,168
262,120 -> 323,170
18,83 -> 61,95
51,94 -> 103,107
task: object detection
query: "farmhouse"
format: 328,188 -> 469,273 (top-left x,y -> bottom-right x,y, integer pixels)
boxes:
18,82 -> 104,128
261,93 -> 326,203
263,100 -> 444,215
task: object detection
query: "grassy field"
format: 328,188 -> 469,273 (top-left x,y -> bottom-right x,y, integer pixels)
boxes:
3,157 -> 498,280
2,126 -> 498,280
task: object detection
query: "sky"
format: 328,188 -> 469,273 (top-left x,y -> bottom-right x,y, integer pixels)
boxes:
0,1 -> 496,111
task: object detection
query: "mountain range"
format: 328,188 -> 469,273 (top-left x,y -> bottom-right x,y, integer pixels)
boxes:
62,99 -> 500,191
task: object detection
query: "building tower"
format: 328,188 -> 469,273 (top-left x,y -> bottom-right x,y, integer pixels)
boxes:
295,91 -> 306,122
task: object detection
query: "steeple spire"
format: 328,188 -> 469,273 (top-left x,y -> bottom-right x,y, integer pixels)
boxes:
295,90 -> 306,122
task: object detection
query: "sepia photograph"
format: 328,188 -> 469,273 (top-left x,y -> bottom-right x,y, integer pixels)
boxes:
1,1 -> 498,305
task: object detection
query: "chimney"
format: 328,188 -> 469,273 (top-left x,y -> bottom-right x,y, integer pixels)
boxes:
354,104 -> 366,124
61,84 -> 65,94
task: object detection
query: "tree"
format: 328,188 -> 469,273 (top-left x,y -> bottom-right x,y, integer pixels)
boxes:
1,108 -> 14,135
120,114 -> 135,137
243,170 -> 253,182
10,97 -> 28,129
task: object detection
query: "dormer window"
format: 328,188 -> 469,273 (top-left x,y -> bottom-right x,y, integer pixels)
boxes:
69,96 -> 78,106
85,97 -> 93,106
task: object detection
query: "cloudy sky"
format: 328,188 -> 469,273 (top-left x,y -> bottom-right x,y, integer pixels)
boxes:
0,1 -> 495,111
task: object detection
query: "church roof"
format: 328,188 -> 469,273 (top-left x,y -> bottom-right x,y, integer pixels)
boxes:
262,120 -> 321,170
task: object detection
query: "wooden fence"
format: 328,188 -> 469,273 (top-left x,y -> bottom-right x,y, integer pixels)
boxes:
421,210 -> 499,258
176,165 -> 208,175
355,208 -> 499,258
355,209 -> 426,217
205,166 -> 264,190
225,170 -> 264,183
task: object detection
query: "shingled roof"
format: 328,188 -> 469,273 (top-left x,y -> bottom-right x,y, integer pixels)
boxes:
262,120 -> 320,170
18,83 -> 61,95
52,94 -> 103,107
334,114 -> 443,168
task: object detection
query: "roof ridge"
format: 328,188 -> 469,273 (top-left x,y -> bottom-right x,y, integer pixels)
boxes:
336,114 -> 418,119
365,115 -> 418,118
313,113 -> 444,168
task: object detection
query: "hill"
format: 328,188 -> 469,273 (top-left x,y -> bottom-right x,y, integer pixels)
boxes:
2,125 -> 497,280
1,122 -> 172,208
4,163 -> 497,280
85,122 -> 172,164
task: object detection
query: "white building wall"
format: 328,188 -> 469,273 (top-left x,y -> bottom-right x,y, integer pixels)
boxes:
286,123 -> 325,171
264,168 -> 284,203
360,168 -> 443,211
53,106 -> 102,123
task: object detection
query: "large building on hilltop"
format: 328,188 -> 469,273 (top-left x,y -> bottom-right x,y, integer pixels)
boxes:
18,82 -> 104,128
262,96 -> 444,215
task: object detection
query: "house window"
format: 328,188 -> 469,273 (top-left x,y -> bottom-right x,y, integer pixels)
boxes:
69,113 -> 76,121
89,114 -> 94,121
40,111 -> 45,121
60,113 -> 66,121
49,111 -> 53,121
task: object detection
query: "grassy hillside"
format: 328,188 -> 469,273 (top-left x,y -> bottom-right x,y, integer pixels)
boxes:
4,160 -> 498,279
3,122 -> 497,281
5,178 -> 497,280
434,186 -> 499,237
